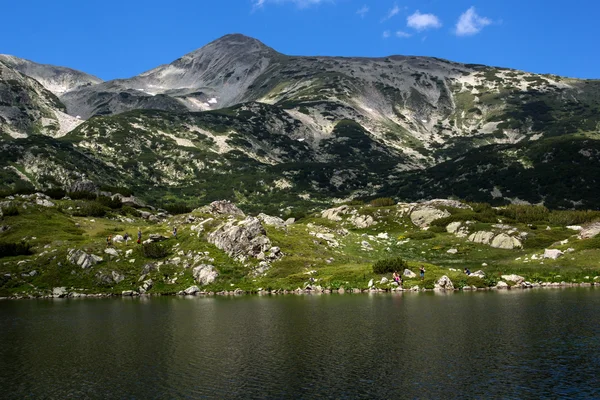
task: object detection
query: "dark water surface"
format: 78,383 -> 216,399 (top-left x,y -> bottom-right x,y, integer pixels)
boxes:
1,289 -> 600,399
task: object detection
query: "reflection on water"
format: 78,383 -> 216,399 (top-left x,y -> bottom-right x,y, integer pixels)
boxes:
1,289 -> 599,399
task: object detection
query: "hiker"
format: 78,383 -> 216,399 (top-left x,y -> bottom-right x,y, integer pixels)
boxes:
106,235 -> 112,247
124,233 -> 130,246
420,266 -> 426,280
464,268 -> 471,275
137,228 -> 142,244
172,226 -> 177,238
393,271 -> 402,286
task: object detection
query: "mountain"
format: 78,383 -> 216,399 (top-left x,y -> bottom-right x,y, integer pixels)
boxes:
1,34 -> 600,209
0,54 -> 102,95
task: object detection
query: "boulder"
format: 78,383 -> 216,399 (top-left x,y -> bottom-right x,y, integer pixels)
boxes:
447,248 -> 458,254
184,285 -> 200,295
95,272 -> 114,285
544,249 -> 564,260
257,213 -> 286,228
350,214 -> 376,229
410,207 -> 450,228
501,274 -> 525,284
495,281 -> 509,289
446,222 -> 462,234
193,264 -> 218,285
36,199 -> 55,207
104,248 -> 119,258
200,200 -> 245,217
111,194 -> 146,208
122,290 -> 135,296
148,234 -> 168,242
141,279 -> 153,291
321,205 -> 349,221
490,233 -> 522,249
579,222 -> 600,239
468,231 -> 496,245
403,269 -> 417,278
141,263 -> 157,275
380,277 -> 389,284
207,217 -> 273,260
368,279 -> 374,288
434,276 -> 454,291
470,270 -> 486,278
52,287 -> 68,297
67,249 -> 101,269
111,271 -> 125,284
112,235 -> 124,243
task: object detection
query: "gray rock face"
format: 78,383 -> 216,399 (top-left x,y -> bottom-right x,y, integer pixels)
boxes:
491,233 -> 522,249
69,181 -> 97,193
495,281 -> 509,289
104,248 -> 119,258
410,207 -> 450,228
321,205 -> 349,221
35,199 -> 55,207
403,269 -> 417,278
52,287 -> 68,297
141,263 -> 157,275
579,223 -> 600,240
350,214 -> 375,229
434,276 -> 454,291
147,234 -> 168,242
67,249 -> 101,269
193,264 -> 218,285
470,270 -> 486,278
208,216 -> 273,260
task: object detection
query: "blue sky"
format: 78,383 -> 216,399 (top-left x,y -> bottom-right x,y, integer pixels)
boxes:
1,0 -> 599,80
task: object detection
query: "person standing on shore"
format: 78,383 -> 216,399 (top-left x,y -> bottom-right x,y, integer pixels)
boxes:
420,266 -> 425,281
137,228 -> 142,244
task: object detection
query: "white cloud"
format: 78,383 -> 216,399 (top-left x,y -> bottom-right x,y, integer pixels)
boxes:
382,30 -> 391,39
356,5 -> 369,18
381,4 -> 400,21
396,31 -> 412,38
407,10 -> 442,31
253,0 -> 329,9
455,7 -> 491,36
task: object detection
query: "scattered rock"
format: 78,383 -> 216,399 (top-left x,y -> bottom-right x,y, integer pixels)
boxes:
122,290 -> 135,296
380,277 -> 389,284
350,214 -> 375,229
446,248 -> 458,254
368,279 -> 374,288
69,180 -> 97,193
112,235 -> 124,243
148,234 -> 168,242
579,222 -> 600,240
470,270 -> 486,278
104,248 -> 119,258
446,222 -> 463,234
193,264 -> 218,285
141,263 -> 157,275
36,199 -> 55,207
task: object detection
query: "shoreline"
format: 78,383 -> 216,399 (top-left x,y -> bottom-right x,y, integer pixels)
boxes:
1,281 -> 597,300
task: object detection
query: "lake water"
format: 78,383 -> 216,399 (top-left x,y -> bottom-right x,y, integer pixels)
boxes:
1,289 -> 599,399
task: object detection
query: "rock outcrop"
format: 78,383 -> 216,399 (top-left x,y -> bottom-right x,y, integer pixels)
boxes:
544,249 -> 564,260
501,274 -> 525,284
257,213 -> 286,228
321,205 -> 349,221
410,207 -> 450,228
208,216 -> 274,260
434,276 -> 454,290
468,231 -> 496,245
350,214 -> 375,229
403,269 -> 417,278
579,223 -> 600,240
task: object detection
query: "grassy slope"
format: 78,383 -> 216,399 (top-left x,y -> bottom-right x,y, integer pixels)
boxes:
1,197 -> 600,298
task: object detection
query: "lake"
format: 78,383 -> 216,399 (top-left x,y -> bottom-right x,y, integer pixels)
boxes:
1,289 -> 599,399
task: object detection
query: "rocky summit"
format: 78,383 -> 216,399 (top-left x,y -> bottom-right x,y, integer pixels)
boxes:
1,33 -> 600,212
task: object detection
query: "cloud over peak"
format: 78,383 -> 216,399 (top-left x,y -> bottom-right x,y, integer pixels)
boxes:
455,7 -> 492,36
407,10 -> 442,31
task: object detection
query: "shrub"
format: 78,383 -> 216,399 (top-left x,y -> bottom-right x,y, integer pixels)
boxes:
73,201 -> 107,217
406,231 -> 436,240
1,205 -> 19,216
369,197 -> 396,207
44,188 -> 66,199
142,242 -> 169,259
99,185 -> 133,197
372,257 -> 408,274
121,206 -> 140,217
344,200 -> 365,206
97,195 -> 123,209
0,241 -> 32,258
68,191 -> 97,200
161,203 -> 193,215
498,205 -> 549,224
